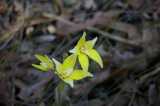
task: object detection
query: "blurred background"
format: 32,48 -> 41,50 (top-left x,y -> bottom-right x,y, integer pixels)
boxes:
0,0 -> 160,106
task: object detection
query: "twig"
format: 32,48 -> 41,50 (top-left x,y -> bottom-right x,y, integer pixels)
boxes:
42,13 -> 76,26
0,34 -> 14,50
51,35 -> 79,57
139,67 -> 160,84
42,13 -> 141,47
108,90 -> 124,106
87,27 -> 141,47
73,68 -> 111,97
11,66 -> 16,106
17,71 -> 54,100
128,93 -> 136,106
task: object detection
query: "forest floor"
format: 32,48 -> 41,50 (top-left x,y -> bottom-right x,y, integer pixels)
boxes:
0,0 -> 160,106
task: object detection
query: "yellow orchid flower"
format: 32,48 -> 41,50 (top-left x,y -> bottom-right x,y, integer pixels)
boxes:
69,32 -> 103,71
52,54 -> 93,87
32,54 -> 54,71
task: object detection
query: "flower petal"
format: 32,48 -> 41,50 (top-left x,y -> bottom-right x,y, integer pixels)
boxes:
76,32 -> 86,48
66,69 -> 93,80
32,64 -> 48,71
35,54 -> 54,67
85,37 -> 97,49
62,54 -> 77,70
63,80 -> 74,87
45,55 -> 54,66
86,49 -> 103,68
35,54 -> 49,63
78,53 -> 89,71
52,58 -> 62,72
69,47 -> 76,53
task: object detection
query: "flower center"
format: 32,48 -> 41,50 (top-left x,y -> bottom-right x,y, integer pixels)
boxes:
58,68 -> 73,79
41,62 -> 48,68
80,45 -> 87,52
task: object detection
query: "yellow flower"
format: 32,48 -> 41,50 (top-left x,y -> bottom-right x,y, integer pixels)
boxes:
69,32 -> 103,71
52,54 -> 93,87
32,54 -> 54,71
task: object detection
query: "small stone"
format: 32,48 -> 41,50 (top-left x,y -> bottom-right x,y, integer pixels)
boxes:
47,25 -> 56,34
26,27 -> 34,35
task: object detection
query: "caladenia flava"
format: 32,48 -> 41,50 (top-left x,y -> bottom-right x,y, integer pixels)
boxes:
32,54 -> 54,71
32,32 -> 103,87
69,32 -> 103,71
52,54 -> 93,87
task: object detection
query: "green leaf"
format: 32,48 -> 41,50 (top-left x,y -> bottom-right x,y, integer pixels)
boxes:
56,81 -> 66,92
86,49 -> 103,68
66,69 -> 93,80
54,81 -> 68,106
78,53 -> 89,71
85,37 -> 97,49
62,54 -> 77,70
